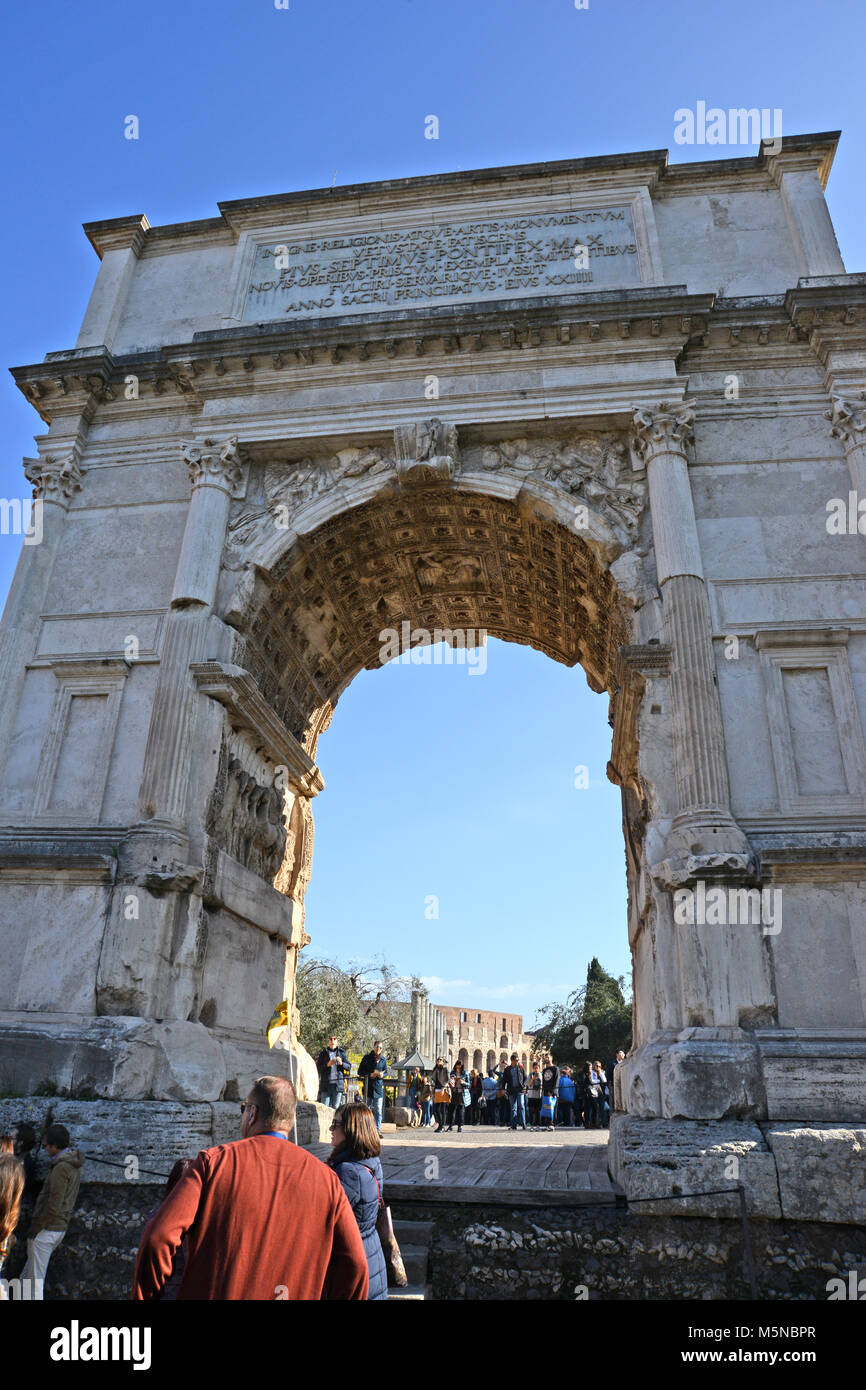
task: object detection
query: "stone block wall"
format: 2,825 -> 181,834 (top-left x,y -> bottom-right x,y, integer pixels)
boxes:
393,1202 -> 866,1302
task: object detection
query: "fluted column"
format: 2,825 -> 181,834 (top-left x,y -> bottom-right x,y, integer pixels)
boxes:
631,404 -> 753,884
410,990 -> 420,1055
419,997 -> 427,1060
827,392 -> 866,517
0,450 -> 83,785
136,436 -> 243,841
437,1011 -> 447,1065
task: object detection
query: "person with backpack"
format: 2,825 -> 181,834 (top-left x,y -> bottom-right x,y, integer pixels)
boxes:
502,1053 -> 527,1130
445,1061 -> 469,1132
481,1070 -> 499,1125
540,1054 -> 559,1131
556,1066 -> 576,1126
525,1061 -> 543,1128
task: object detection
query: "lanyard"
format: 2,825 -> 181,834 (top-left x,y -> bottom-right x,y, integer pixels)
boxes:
264,1131 -> 289,1141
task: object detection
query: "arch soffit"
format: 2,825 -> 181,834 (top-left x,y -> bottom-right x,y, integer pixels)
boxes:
223,427 -> 649,606
220,431 -> 647,747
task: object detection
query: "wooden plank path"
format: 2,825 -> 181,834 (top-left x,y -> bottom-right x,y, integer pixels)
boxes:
306,1125 -> 620,1207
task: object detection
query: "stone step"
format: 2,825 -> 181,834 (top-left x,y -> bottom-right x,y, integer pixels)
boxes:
396,1244 -> 428,1284
388,1282 -> 429,1301
391,1219 -> 432,1293
392,1219 -> 434,1244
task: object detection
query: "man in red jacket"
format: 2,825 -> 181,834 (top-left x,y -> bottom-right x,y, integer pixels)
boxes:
132,1075 -> 369,1301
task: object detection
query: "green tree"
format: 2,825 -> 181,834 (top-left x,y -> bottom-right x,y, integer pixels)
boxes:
531,957 -> 631,1069
296,953 -> 421,1062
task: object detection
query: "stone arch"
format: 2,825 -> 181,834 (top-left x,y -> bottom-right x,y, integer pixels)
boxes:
499,1051 -> 508,1067
499,1034 -> 508,1050
473,1048 -> 483,1072
486,1050 -> 496,1073
458,1047 -> 469,1070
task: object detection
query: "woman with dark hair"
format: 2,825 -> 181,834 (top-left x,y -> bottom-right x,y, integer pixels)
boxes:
446,1061 -> 468,1133
0,1153 -> 25,1296
580,1061 -> 601,1129
468,1069 -> 484,1124
327,1102 -> 387,1300
141,1157 -> 195,1300
417,1071 -> 432,1127
10,1122 -> 40,1202
431,1056 -> 450,1132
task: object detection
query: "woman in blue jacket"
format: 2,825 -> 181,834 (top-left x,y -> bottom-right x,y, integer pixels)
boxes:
556,1067 -> 576,1127
327,1101 -> 387,1300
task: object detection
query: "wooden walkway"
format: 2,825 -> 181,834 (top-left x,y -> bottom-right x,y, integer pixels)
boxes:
307,1125 -> 618,1206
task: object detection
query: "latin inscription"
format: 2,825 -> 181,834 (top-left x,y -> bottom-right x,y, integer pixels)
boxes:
243,207 -> 640,321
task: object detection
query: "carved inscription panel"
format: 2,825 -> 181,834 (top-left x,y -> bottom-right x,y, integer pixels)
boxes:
243,207 -> 641,321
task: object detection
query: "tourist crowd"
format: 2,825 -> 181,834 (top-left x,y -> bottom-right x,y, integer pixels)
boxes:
397,1049 -> 625,1131
314,1035 -> 627,1133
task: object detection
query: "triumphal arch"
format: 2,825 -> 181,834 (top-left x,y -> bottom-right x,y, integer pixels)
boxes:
2,133 -> 864,1215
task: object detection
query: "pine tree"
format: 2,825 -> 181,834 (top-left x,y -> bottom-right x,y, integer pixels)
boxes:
530,957 -> 631,1068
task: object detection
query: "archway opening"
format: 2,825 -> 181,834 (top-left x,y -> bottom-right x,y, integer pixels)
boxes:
233,476 -> 637,1124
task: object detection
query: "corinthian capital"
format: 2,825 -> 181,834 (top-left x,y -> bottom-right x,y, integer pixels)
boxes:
182,435 -> 245,493
22,452 -> 84,506
630,403 -> 695,469
826,392 -> 866,451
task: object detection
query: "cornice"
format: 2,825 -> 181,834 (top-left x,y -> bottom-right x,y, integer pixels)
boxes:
83,215 -> 150,259
10,286 -> 714,422
784,276 -> 866,368
16,274 -> 864,428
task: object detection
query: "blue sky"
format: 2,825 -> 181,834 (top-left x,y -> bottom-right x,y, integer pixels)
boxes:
1,0 -> 863,1024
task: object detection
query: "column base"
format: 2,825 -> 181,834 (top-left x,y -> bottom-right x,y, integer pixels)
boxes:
120,819 -> 193,880
651,807 -> 757,888
620,1027 -> 766,1120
